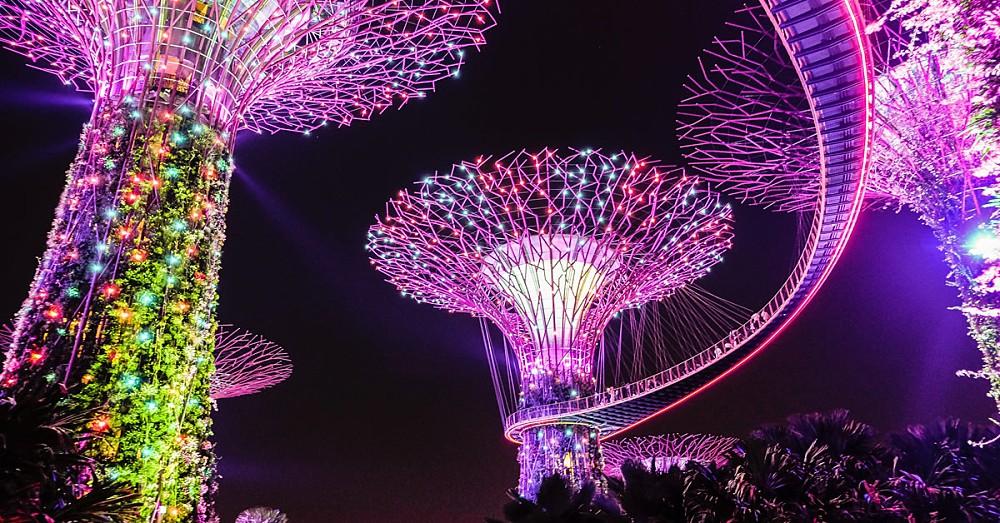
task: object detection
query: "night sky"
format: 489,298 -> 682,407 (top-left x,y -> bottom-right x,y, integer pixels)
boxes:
0,2 -> 993,521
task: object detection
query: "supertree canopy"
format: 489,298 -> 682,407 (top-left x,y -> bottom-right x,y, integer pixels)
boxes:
0,0 -> 495,519
601,433 -> 737,479
210,326 -> 292,400
678,2 -> 1000,432
368,148 -> 733,498
676,5 -> 819,213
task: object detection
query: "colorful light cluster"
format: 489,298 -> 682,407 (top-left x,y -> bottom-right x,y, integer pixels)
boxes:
0,0 -> 496,519
368,148 -> 733,498
4,320 -> 290,401
601,433 -> 737,479
0,101 -> 231,522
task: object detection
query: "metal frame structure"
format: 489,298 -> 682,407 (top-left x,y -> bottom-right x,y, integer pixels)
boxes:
502,0 -> 873,443
209,326 -> 292,400
369,148 -> 733,498
601,433 -> 738,479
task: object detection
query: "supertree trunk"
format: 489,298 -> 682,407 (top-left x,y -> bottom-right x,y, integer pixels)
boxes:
2,93 -> 233,522
518,424 -> 603,496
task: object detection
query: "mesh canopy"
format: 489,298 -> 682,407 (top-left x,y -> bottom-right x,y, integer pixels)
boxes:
368,148 -> 733,387
0,0 -> 496,132
602,433 -> 737,479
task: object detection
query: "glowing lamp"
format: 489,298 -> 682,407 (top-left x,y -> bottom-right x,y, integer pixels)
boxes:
968,229 -> 1000,261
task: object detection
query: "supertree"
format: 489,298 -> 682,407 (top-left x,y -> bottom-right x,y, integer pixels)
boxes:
235,507 -> 288,523
210,326 -> 291,400
676,5 -> 819,213
0,0 -> 496,519
600,434 -> 737,479
367,148 -> 734,498
677,3 -> 1000,432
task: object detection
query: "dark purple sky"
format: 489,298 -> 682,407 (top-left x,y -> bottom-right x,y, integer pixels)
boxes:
0,2 -> 991,521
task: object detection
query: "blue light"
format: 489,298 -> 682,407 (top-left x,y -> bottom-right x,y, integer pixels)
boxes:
968,228 -> 1000,260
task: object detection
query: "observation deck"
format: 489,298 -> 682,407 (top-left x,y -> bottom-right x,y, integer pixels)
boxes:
505,0 -> 873,443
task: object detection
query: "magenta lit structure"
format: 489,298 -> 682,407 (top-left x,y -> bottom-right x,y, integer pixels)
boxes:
368,148 -> 734,497
0,1 -> 495,519
680,1 -> 1000,428
601,434 -> 737,479
677,5 -> 820,213
210,326 -> 291,400
488,0 -> 872,464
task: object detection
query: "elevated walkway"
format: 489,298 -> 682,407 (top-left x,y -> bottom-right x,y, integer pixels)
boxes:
505,0 -> 873,443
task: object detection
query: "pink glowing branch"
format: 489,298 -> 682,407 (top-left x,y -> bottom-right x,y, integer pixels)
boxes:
211,326 -> 292,400
867,54 -> 996,221
601,433 -> 738,479
210,326 -> 292,400
0,0 -> 496,133
681,3 -> 998,221
0,322 -> 13,355
677,6 -> 819,213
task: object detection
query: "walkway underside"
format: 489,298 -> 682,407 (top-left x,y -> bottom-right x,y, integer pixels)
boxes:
505,0 -> 873,443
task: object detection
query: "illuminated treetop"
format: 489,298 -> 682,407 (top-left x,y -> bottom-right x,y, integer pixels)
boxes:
602,434 -> 737,479
677,6 -> 818,213
368,148 -> 733,374
211,326 -> 292,400
0,0 -> 496,133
